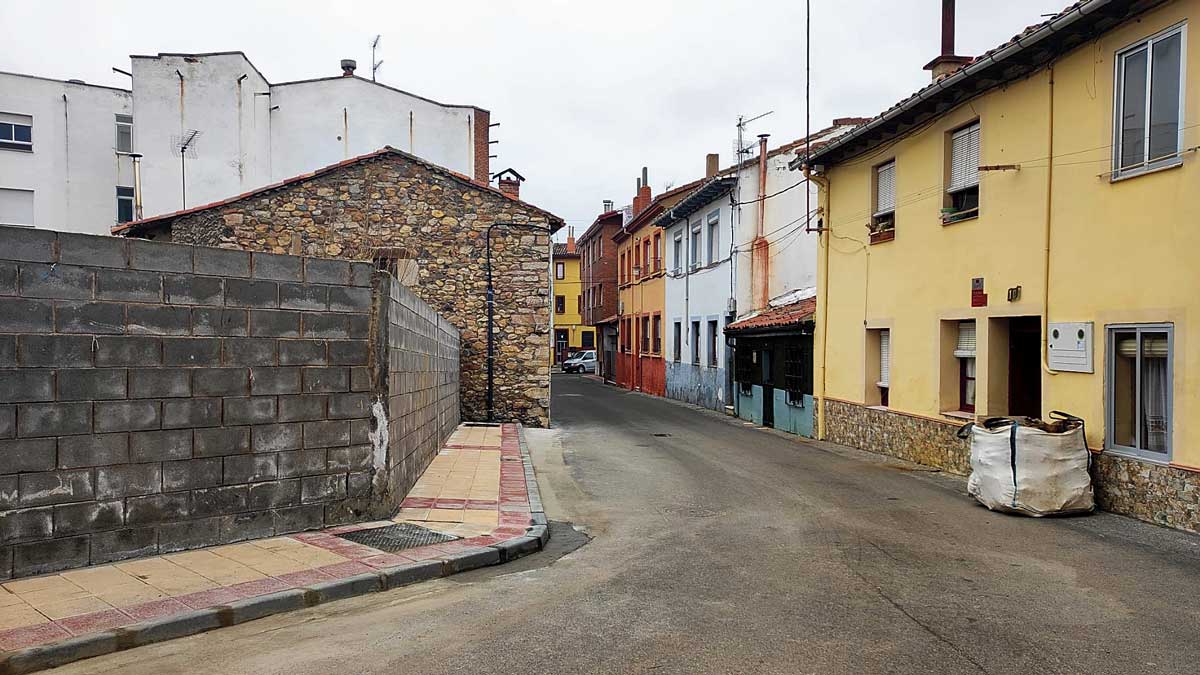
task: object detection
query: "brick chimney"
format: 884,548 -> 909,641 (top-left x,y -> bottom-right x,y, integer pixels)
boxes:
706,153 -> 720,179
923,0 -> 973,80
494,168 -> 525,200
632,167 -> 652,216
566,227 -> 576,253
340,59 -> 357,77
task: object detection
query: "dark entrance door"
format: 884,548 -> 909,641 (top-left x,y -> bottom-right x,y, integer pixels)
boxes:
1008,317 -> 1042,418
761,347 -> 775,428
555,329 -> 569,364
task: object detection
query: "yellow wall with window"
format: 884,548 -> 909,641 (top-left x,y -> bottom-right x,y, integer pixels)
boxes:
817,0 -> 1200,468
551,253 -> 595,364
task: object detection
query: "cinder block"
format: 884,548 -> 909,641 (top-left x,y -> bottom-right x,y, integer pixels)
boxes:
0,405 -> 13,439
271,503 -> 323,533
57,368 -> 127,401
162,398 -> 222,428
248,479 -> 300,510
94,336 -> 161,366
252,252 -> 303,282
350,418 -> 371,445
250,367 -> 301,395
277,449 -> 327,478
128,305 -> 192,335
59,232 -> 126,268
250,310 -> 301,338
302,367 -> 349,394
279,283 -> 329,311
191,308 -> 248,336
218,510 -> 275,543
159,517 -> 220,552
94,400 -> 160,433
91,526 -> 158,564
0,507 -> 53,544
1,225 -> 56,262
163,457 -> 223,491
0,261 -> 13,295
192,367 -> 249,397
164,274 -> 223,306
0,370 -> 54,403
251,422 -> 303,453
194,426 -> 251,457
53,500 -> 124,536
0,438 -> 56,472
19,334 -> 93,367
0,297 -> 53,332
328,340 -> 369,366
190,485 -> 249,517
222,338 -> 277,366
225,278 -> 277,308
278,339 -> 326,365
278,395 -> 326,422
17,402 -> 91,437
347,315 -> 370,339
163,337 -> 222,366
129,429 -> 192,462
300,313 -> 348,339
58,433 -> 130,468
346,471 -> 372,498
55,301 -> 126,334
195,247 -> 250,278
129,368 -> 191,398
19,263 -> 93,299
223,453 -> 278,484
125,492 -> 190,526
300,474 -> 346,503
19,469 -> 94,506
13,535 -> 90,576
328,393 -> 370,419
128,239 -> 193,273
0,546 -> 11,580
349,261 -> 374,287
303,420 -> 350,448
327,444 -> 373,472
303,258 -> 350,285
223,396 -> 277,426
0,336 -> 14,367
0,477 -> 14,510
97,269 -> 162,302
96,463 -> 161,499
328,286 -> 372,312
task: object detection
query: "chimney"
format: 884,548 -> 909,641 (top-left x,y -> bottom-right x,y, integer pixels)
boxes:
566,227 -> 577,253
706,153 -> 720,179
602,199 -> 614,212
923,0 -> 972,81
340,59 -> 357,77
632,167 -> 652,217
498,175 -> 521,199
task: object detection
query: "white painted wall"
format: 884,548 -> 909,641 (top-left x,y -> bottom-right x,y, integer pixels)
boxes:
663,194 -> 734,369
0,73 -> 132,233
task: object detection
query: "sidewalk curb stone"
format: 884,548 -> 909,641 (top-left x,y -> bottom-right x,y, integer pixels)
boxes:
0,424 -> 551,675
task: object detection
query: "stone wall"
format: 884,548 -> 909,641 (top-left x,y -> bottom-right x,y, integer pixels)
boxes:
153,150 -> 554,427
1092,453 -> 1200,534
823,398 -> 971,475
0,226 -> 459,579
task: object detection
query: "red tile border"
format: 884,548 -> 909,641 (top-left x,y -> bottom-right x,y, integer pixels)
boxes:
400,497 -> 437,509
177,587 -> 244,610
318,561 -> 375,579
57,609 -> 134,637
360,553 -> 413,569
466,499 -> 499,509
228,577 -> 291,599
275,569 -> 334,587
123,597 -> 190,622
0,622 -> 71,651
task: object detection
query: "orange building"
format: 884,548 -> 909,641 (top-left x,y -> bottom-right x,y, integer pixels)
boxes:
614,170 -> 702,396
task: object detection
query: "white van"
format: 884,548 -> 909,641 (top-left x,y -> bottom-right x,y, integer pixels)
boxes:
562,350 -> 597,374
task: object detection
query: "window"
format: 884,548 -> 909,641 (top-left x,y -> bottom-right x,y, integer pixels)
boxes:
652,233 -> 661,272
673,321 -> 682,362
736,346 -> 754,395
1107,324 -> 1173,460
555,295 -> 565,314
872,161 -> 896,232
0,188 -> 35,226
784,345 -> 804,406
643,239 -> 651,274
116,186 -> 135,224
555,262 -> 565,280
652,315 -> 661,353
945,122 -> 980,223
706,211 -> 720,264
955,321 -> 976,413
576,295 -> 582,313
582,331 -> 594,349
691,320 -> 701,365
690,221 -> 702,268
707,320 -> 718,367
0,113 -> 33,152
115,114 -> 134,153
1115,25 -> 1186,177
641,316 -> 650,353
877,329 -> 891,407
673,233 -> 683,273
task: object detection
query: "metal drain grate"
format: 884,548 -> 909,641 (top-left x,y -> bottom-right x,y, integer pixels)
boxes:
336,523 -> 460,552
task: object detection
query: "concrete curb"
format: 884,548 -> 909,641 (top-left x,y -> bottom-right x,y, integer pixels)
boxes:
0,424 -> 552,675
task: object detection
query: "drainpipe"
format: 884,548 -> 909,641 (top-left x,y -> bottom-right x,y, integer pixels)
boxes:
130,153 -> 144,220
751,134 -> 771,311
1041,65 -> 1060,377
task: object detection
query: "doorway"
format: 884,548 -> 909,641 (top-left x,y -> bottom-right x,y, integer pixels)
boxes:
555,329 -> 569,364
1007,317 -> 1042,418
761,347 -> 775,428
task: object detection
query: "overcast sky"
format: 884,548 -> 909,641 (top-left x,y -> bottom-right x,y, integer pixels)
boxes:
3,1 -> 1065,236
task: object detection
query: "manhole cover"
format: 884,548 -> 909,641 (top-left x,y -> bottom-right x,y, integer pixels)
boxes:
336,523 -> 459,552
660,505 -> 721,518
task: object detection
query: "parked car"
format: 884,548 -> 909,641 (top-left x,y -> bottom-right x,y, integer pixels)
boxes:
562,350 -> 597,374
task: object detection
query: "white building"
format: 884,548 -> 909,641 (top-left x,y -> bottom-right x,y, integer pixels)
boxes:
0,52 -> 490,234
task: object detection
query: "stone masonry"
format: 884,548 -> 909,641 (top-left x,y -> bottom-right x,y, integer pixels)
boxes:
119,148 -> 562,427
0,226 -> 459,579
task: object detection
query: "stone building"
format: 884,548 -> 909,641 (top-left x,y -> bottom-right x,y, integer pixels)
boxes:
115,147 -> 562,427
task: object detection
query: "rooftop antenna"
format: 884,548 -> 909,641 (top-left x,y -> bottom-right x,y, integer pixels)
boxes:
734,110 -> 774,161
370,35 -> 383,82
170,129 -> 201,209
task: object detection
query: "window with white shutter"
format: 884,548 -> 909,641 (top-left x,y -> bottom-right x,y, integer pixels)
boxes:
878,329 -> 890,388
872,161 -> 896,233
945,123 -> 980,223
955,321 -> 976,412
0,188 -> 34,226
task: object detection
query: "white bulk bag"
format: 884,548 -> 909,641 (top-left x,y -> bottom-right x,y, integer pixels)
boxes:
963,413 -> 1094,516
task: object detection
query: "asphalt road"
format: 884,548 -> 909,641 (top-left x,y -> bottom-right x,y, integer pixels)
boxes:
62,375 -> 1200,674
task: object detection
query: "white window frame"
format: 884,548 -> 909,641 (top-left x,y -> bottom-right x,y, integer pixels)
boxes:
116,186 -> 135,224
0,187 -> 35,226
690,220 -> 702,270
115,114 -> 134,154
706,210 -> 720,264
874,161 -> 896,218
555,261 -> 565,280
1112,23 -> 1187,179
877,329 -> 891,389
673,232 -> 683,273
947,123 -> 981,194
1105,323 -> 1173,462
0,113 -> 33,152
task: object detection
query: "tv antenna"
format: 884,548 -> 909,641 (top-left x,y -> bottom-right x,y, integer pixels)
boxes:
170,129 -> 201,208
370,35 -> 383,82
735,110 -> 774,161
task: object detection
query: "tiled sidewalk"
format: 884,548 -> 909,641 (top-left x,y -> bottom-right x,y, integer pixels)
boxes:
0,423 -> 532,653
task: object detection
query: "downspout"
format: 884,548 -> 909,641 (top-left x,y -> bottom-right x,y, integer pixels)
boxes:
1041,65 -> 1060,377
62,95 -> 69,221
805,169 -> 831,440
751,134 -> 771,311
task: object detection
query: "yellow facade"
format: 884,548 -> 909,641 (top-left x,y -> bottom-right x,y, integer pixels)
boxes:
551,252 -> 595,364
816,0 -> 1200,469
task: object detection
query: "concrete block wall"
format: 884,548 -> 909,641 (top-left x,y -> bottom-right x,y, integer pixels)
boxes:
0,226 -> 459,579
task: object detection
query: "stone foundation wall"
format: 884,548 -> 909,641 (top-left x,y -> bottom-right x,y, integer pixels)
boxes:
1092,453 -> 1200,534
823,398 -> 971,475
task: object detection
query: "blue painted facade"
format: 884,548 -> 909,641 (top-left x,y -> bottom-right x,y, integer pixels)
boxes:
735,385 -> 814,438
668,361 -> 726,412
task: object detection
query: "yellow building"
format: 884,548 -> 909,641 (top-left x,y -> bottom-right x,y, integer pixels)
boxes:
552,233 -> 595,364
802,0 -> 1200,532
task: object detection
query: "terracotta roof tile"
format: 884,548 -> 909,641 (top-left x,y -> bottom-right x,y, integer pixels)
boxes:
725,297 -> 817,333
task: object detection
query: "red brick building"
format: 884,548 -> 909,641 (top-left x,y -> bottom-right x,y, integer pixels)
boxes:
578,204 -> 623,381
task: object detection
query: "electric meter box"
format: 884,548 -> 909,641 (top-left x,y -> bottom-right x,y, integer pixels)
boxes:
1047,321 -> 1093,373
